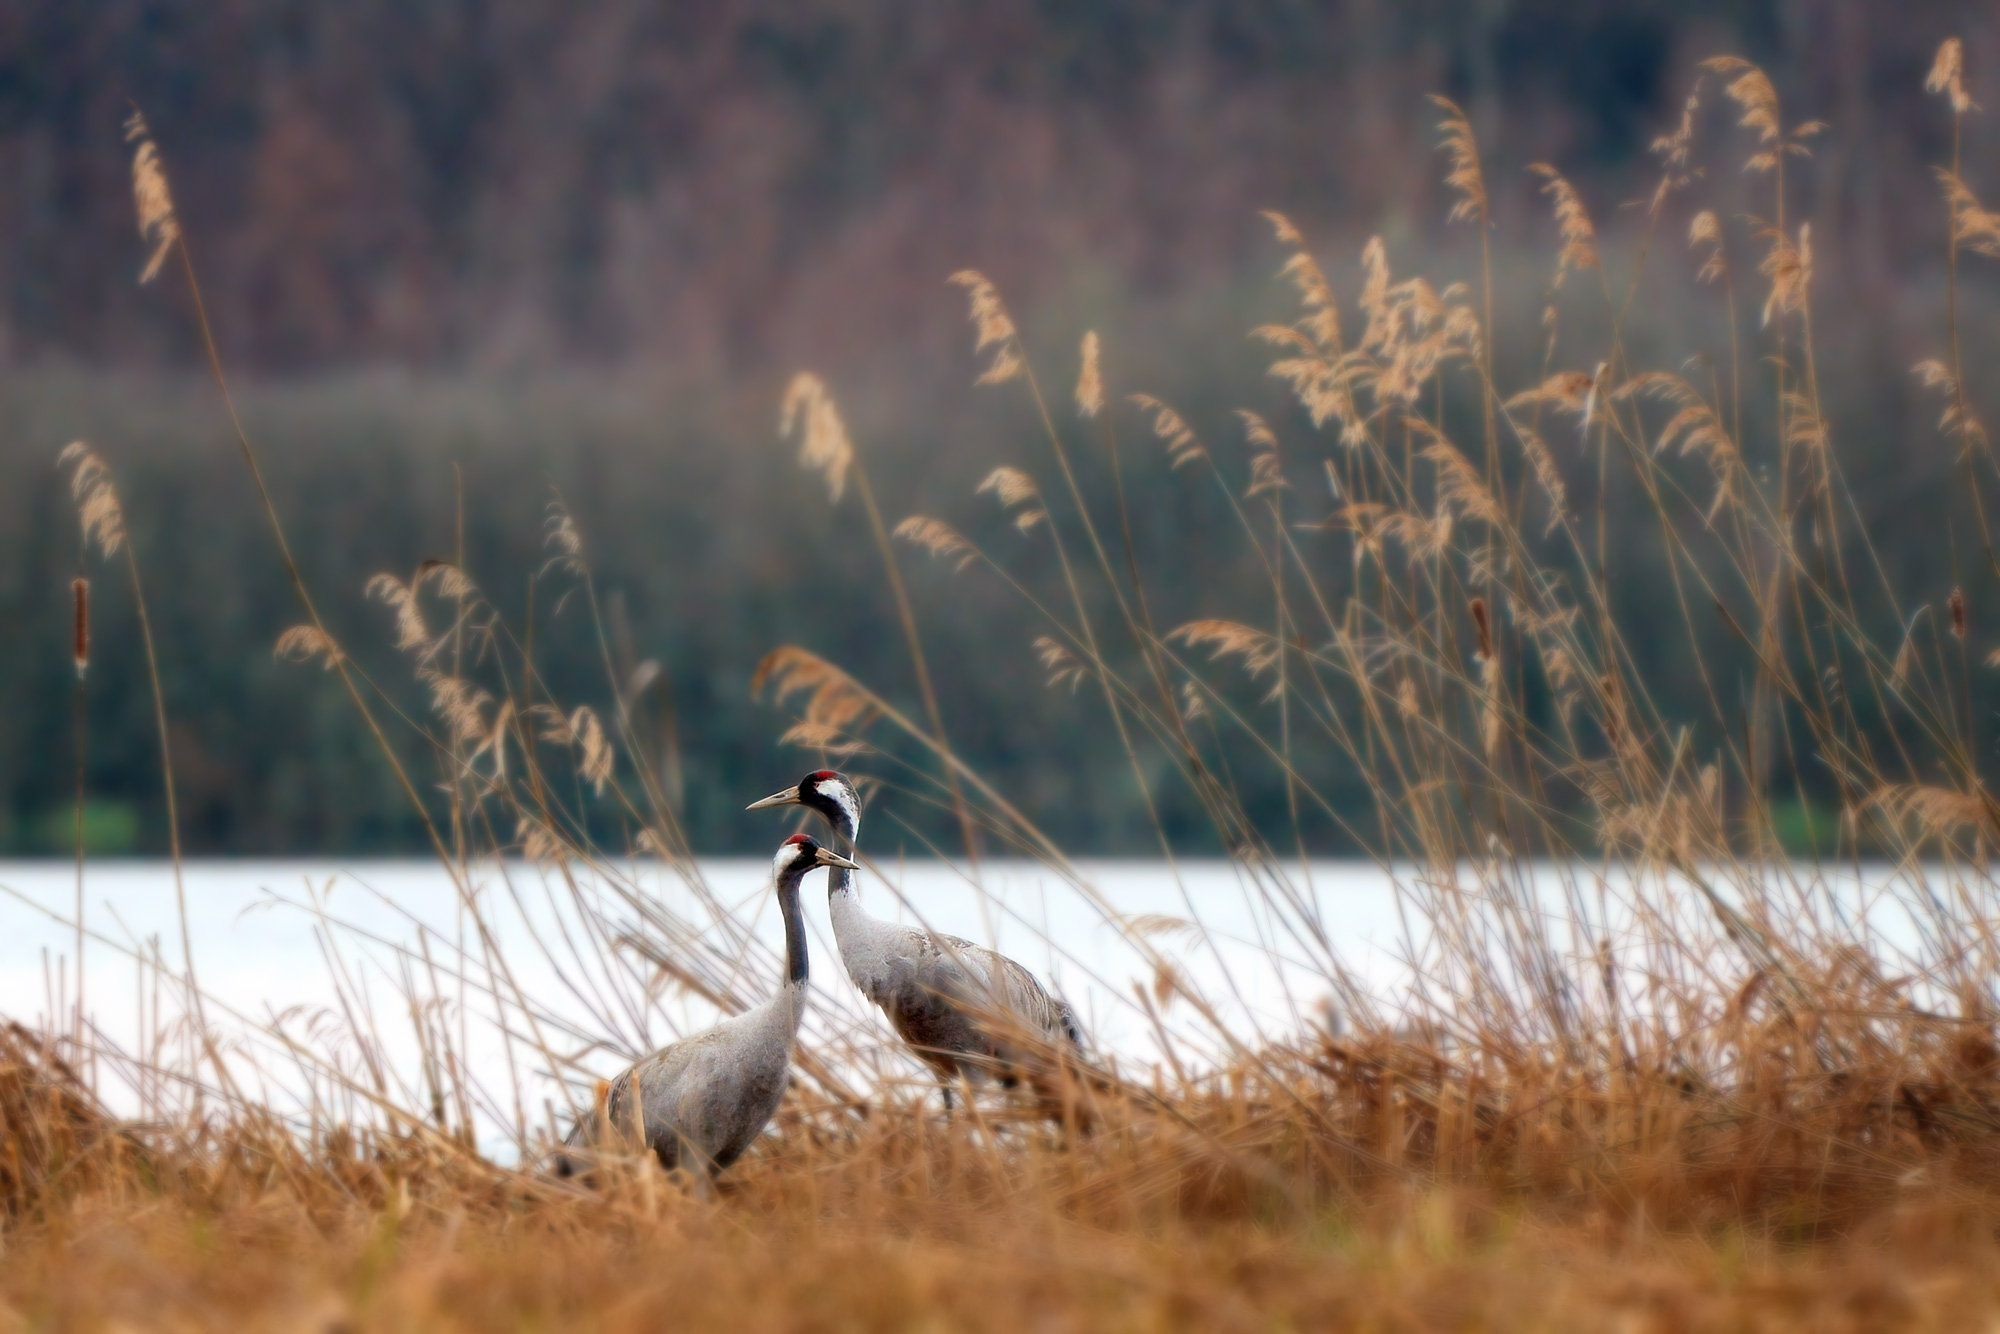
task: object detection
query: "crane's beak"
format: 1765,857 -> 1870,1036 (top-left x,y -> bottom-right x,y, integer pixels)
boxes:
746,784 -> 802,811
813,847 -> 859,871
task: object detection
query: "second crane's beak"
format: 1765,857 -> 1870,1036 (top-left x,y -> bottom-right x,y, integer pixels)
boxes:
746,784 -> 802,812
813,847 -> 859,871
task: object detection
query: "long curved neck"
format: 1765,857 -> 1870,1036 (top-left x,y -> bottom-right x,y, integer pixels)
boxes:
777,870 -> 810,987
827,811 -> 861,906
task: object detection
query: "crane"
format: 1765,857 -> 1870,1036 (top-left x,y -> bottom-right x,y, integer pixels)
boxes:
748,769 -> 1085,1110
555,833 -> 855,1191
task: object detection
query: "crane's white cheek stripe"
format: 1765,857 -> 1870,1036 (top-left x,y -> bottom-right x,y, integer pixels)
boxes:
817,780 -> 859,833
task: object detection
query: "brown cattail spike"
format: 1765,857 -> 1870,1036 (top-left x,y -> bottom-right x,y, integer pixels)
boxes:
1469,597 -> 1494,660
71,578 -> 89,679
1951,587 -> 1966,640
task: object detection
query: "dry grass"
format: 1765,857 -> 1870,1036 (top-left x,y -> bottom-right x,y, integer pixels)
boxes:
14,44 -> 2000,1330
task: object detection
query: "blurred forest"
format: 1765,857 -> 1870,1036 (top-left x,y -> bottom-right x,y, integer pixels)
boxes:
0,0 -> 1996,854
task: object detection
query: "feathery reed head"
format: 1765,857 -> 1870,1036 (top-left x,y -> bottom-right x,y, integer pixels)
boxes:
1936,171 -> 2000,258
57,441 -> 126,560
1928,38 -> 1975,115
1429,96 -> 1487,226
70,578 -> 88,679
1689,211 -> 1727,283
1075,331 -> 1104,419
752,646 -> 880,740
1129,395 -> 1207,469
123,109 -> 179,285
1033,636 -> 1088,692
1169,620 -> 1281,679
1702,56 -> 1780,146
1528,164 -> 1598,286
1759,224 -> 1811,327
274,625 -> 341,671
978,467 -> 1047,533
366,573 -> 430,654
894,516 -> 977,571
570,706 -> 613,796
779,372 -> 855,503
948,271 -> 1022,385
1263,211 -> 1343,355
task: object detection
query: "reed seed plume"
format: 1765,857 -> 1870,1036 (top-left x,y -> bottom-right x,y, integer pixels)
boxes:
1647,84 -> 1703,212
70,578 -> 89,679
57,441 -> 127,560
570,705 -> 613,795
1868,783 -> 1997,842
948,270 -> 1023,386
1952,587 -> 1967,639
978,466 -> 1048,533
1262,211 -> 1344,355
1168,619 -> 1281,680
122,109 -> 179,285
779,372 -> 855,503
1507,371 -> 1596,417
273,624 -> 341,670
1927,37 -> 1975,115
1075,331 -> 1104,419
541,497 -> 586,575
1689,210 -> 1728,283
1128,394 -> 1207,469
1254,215 -> 1362,441
1239,412 -> 1288,500
1033,636 -> 1089,692
893,515 -> 978,571
1420,433 -> 1505,529
753,645 -> 880,737
1914,359 -> 1990,448
1759,223 -> 1811,328
426,674 -> 493,746
1703,56 -> 1781,147
365,573 -> 430,653
1429,95 -> 1488,226
1936,172 -> 2000,258
1527,164 -> 1598,286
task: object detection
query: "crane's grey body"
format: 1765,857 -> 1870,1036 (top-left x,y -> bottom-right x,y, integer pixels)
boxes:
827,873 -> 1083,1085
751,772 -> 1084,1093
567,984 -> 804,1176
556,836 -> 849,1185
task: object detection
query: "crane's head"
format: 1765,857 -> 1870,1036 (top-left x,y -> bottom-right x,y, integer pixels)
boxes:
746,769 -> 861,840
772,832 -> 858,880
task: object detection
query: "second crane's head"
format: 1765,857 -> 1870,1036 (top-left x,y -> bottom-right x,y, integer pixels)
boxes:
747,770 -> 861,842
772,832 -> 858,883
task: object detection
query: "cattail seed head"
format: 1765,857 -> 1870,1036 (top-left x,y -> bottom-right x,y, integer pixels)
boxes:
71,577 -> 89,679
1469,597 -> 1494,660
1951,587 -> 1966,639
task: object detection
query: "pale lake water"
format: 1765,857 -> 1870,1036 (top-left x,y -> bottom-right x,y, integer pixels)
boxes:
0,857 -> 1968,1160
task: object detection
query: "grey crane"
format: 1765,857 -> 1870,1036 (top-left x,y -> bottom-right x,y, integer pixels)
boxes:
555,833 -> 855,1191
748,770 -> 1085,1108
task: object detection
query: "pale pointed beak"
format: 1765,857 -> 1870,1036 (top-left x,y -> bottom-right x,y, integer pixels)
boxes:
813,848 -> 859,871
746,784 -> 802,812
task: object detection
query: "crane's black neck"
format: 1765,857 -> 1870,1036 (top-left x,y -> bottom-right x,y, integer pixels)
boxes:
777,867 -> 810,986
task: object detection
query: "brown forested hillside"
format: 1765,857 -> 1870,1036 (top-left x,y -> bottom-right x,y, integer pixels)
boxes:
0,1 -> 1979,376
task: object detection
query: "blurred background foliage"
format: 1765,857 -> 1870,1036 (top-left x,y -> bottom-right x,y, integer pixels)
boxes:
0,0 -> 1994,854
